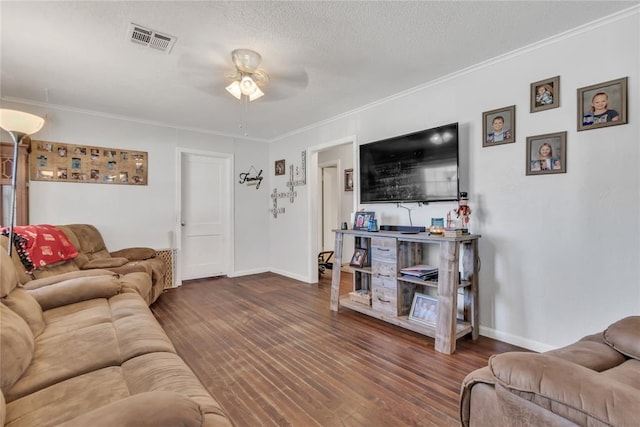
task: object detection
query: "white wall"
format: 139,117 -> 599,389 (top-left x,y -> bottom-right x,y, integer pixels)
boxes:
269,10 -> 640,350
1,102 -> 270,277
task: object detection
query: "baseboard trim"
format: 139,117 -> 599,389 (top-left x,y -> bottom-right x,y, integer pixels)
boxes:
229,268 -> 270,278
479,326 -> 556,353
269,268 -> 309,283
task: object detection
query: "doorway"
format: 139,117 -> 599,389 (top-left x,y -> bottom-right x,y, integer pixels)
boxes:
320,163 -> 338,252
176,148 -> 233,283
308,137 -> 356,283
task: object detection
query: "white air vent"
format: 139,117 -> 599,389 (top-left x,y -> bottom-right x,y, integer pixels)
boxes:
128,23 -> 176,53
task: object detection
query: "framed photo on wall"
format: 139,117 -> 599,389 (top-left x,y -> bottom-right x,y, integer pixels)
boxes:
526,131 -> 567,176
344,168 -> 354,191
409,293 -> 438,326
274,159 -> 286,176
577,77 -> 628,131
530,75 -> 560,113
482,105 -> 516,147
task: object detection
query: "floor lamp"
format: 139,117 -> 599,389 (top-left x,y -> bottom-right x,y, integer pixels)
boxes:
0,109 -> 45,255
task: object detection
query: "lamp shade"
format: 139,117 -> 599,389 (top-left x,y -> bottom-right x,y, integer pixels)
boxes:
0,109 -> 45,136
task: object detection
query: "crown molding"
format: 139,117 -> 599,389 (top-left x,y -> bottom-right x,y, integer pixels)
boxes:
0,96 -> 270,144
270,4 -> 640,143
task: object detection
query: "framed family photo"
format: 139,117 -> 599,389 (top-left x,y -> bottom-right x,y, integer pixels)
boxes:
577,77 -> 627,131
482,105 -> 516,147
274,159 -> 286,176
409,293 -> 438,326
349,248 -> 368,268
526,131 -> 567,176
353,211 -> 375,230
530,75 -> 560,113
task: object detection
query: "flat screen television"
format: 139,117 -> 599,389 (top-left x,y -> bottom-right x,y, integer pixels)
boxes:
359,122 -> 459,203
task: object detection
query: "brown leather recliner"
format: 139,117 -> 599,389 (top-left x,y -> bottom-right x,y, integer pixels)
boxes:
460,316 -> 640,426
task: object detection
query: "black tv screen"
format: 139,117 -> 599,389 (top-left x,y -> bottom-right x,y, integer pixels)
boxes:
359,122 -> 459,203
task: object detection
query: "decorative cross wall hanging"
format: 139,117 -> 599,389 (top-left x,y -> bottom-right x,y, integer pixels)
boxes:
268,150 -> 307,219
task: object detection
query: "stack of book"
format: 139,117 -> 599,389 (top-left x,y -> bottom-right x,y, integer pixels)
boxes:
400,264 -> 438,281
443,228 -> 468,237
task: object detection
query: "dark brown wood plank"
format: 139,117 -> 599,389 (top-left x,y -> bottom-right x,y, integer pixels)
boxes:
151,271 -> 523,427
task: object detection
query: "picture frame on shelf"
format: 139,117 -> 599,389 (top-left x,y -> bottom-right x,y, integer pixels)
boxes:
409,293 -> 438,326
344,168 -> 354,191
530,75 -> 560,113
349,248 -> 368,268
353,211 -> 375,230
526,131 -> 567,176
577,77 -> 628,131
274,159 -> 286,176
482,105 -> 516,147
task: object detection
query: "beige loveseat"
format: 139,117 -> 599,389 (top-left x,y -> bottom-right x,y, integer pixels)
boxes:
1,224 -> 167,305
460,317 -> 640,426
0,248 -> 232,426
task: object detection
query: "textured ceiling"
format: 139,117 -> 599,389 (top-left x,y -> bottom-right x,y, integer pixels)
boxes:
1,1 -> 638,141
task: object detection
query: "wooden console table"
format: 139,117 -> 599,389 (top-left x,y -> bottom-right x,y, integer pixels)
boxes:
330,229 -> 480,354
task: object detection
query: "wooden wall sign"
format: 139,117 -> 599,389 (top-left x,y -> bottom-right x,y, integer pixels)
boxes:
30,140 -> 148,185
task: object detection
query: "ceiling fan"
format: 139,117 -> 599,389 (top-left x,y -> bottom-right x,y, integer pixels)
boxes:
225,49 -> 269,101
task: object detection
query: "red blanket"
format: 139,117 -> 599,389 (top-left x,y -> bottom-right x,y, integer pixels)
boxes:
1,224 -> 78,273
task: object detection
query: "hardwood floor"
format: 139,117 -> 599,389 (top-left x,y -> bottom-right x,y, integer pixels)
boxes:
151,271 -> 523,427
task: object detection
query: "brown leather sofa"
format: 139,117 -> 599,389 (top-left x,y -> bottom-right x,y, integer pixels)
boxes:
460,317 -> 640,426
1,224 -> 167,305
0,247 -> 232,426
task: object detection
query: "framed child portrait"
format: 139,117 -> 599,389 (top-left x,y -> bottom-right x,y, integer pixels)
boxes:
409,293 -> 438,326
349,248 -> 368,268
482,105 -> 516,147
274,159 -> 286,176
577,77 -> 627,131
530,75 -> 560,113
526,131 -> 567,176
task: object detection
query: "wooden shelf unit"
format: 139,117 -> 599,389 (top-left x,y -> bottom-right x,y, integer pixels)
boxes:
330,229 -> 480,354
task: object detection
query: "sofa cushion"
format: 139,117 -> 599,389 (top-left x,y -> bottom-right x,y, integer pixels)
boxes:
82,257 -> 129,269
2,289 -> 45,337
28,275 -> 122,311
0,304 -> 34,391
603,316 -> 640,360
5,366 -> 208,427
110,247 -> 157,261
23,269 -> 116,290
5,321 -> 121,402
31,260 -> 80,280
0,249 -> 20,298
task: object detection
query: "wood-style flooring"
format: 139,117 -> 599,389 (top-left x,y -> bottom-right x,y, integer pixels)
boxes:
151,271 -> 523,427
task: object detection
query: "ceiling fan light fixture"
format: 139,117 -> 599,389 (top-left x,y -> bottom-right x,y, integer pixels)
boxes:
231,49 -> 262,73
240,75 -> 258,95
248,86 -> 264,101
225,81 -> 242,100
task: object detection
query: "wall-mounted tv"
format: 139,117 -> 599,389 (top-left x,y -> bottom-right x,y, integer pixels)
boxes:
359,122 -> 459,204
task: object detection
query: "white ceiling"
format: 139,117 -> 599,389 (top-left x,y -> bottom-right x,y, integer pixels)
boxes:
1,1 -> 638,142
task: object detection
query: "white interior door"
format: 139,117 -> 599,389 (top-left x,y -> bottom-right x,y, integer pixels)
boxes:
179,151 -> 231,281
322,166 -> 338,251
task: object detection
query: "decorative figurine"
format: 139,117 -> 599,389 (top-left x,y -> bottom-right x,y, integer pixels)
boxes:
454,192 -> 472,229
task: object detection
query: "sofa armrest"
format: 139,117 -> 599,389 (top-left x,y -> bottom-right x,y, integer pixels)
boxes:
57,391 -> 204,427
81,257 -> 129,269
490,352 -> 640,426
110,247 -> 157,261
28,275 -> 122,310
23,269 -> 117,290
460,366 -> 496,427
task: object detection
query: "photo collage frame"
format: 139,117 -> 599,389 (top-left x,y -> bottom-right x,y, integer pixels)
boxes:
30,141 -> 148,185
